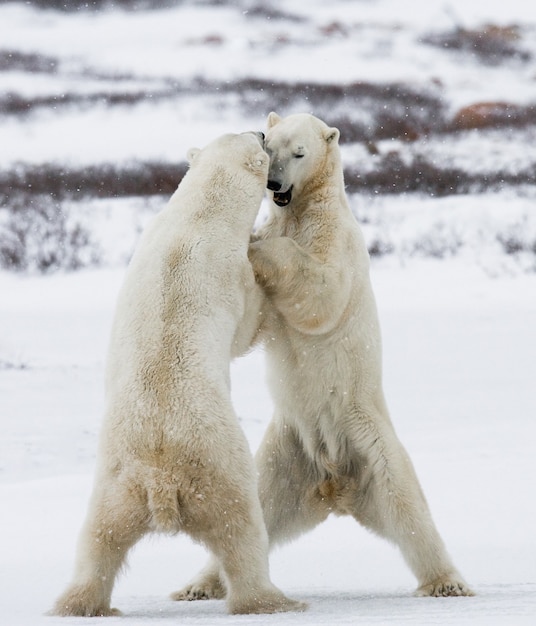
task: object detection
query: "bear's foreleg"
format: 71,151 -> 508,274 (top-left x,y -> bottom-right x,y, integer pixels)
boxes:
231,271 -> 266,358
248,237 -> 350,335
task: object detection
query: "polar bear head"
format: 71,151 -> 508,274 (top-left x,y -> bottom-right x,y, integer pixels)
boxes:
187,131 -> 268,181
264,112 -> 340,207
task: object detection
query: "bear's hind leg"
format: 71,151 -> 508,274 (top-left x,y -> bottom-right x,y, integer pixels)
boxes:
349,417 -> 474,597
181,435 -> 306,615
51,478 -> 149,616
202,497 -> 306,614
171,418 -> 323,609
256,418 -> 331,545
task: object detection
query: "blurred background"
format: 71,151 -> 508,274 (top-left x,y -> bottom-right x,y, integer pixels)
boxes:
0,0 -> 535,273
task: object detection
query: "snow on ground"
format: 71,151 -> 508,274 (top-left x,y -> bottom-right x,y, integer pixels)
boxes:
1,261 -> 535,625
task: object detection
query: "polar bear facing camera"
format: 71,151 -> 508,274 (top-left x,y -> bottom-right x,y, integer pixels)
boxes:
174,114 -> 474,601
51,132 -> 304,617
254,113 -> 473,596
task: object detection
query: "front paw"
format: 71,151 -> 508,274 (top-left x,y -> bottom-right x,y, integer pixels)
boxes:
248,241 -> 276,288
247,239 -> 267,264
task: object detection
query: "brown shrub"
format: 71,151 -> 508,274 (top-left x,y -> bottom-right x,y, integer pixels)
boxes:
452,101 -> 536,130
422,25 -> 531,64
0,161 -> 186,200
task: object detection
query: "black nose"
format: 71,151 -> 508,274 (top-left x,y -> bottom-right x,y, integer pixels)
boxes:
267,180 -> 282,191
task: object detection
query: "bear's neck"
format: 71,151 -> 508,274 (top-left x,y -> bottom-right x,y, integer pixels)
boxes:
288,157 -> 347,214
171,168 -> 260,239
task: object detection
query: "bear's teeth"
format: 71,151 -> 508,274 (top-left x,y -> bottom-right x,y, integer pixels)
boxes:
273,188 -> 292,207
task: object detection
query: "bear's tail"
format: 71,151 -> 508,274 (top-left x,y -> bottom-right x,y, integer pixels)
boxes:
147,482 -> 182,534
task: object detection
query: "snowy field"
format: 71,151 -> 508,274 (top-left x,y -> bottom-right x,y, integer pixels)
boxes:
1,0 -> 536,624
2,263 -> 536,625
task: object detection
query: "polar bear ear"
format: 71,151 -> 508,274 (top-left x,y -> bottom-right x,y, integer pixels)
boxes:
324,127 -> 340,144
267,111 -> 281,128
247,151 -> 269,173
187,147 -> 201,164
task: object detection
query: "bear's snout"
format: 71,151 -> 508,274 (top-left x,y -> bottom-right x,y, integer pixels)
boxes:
267,180 -> 282,191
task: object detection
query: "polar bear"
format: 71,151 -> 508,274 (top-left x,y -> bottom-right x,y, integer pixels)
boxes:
51,131 -> 304,617
173,113 -> 474,600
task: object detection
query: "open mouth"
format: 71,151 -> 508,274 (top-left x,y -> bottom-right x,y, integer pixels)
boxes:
273,186 -> 293,207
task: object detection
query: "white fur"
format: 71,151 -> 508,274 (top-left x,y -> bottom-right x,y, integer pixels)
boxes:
51,132 -> 304,617
174,114 -> 474,601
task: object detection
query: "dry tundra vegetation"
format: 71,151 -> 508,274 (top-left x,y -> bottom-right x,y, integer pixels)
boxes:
0,0 -> 535,271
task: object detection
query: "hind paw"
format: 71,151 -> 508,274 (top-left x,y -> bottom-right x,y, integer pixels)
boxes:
171,579 -> 226,602
416,577 -> 475,597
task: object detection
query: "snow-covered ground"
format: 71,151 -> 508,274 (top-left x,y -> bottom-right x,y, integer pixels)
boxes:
1,0 -> 536,623
1,262 -> 536,625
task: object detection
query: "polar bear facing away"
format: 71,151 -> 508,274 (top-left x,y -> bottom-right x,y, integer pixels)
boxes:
51,132 -> 304,617
174,114 -> 473,601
